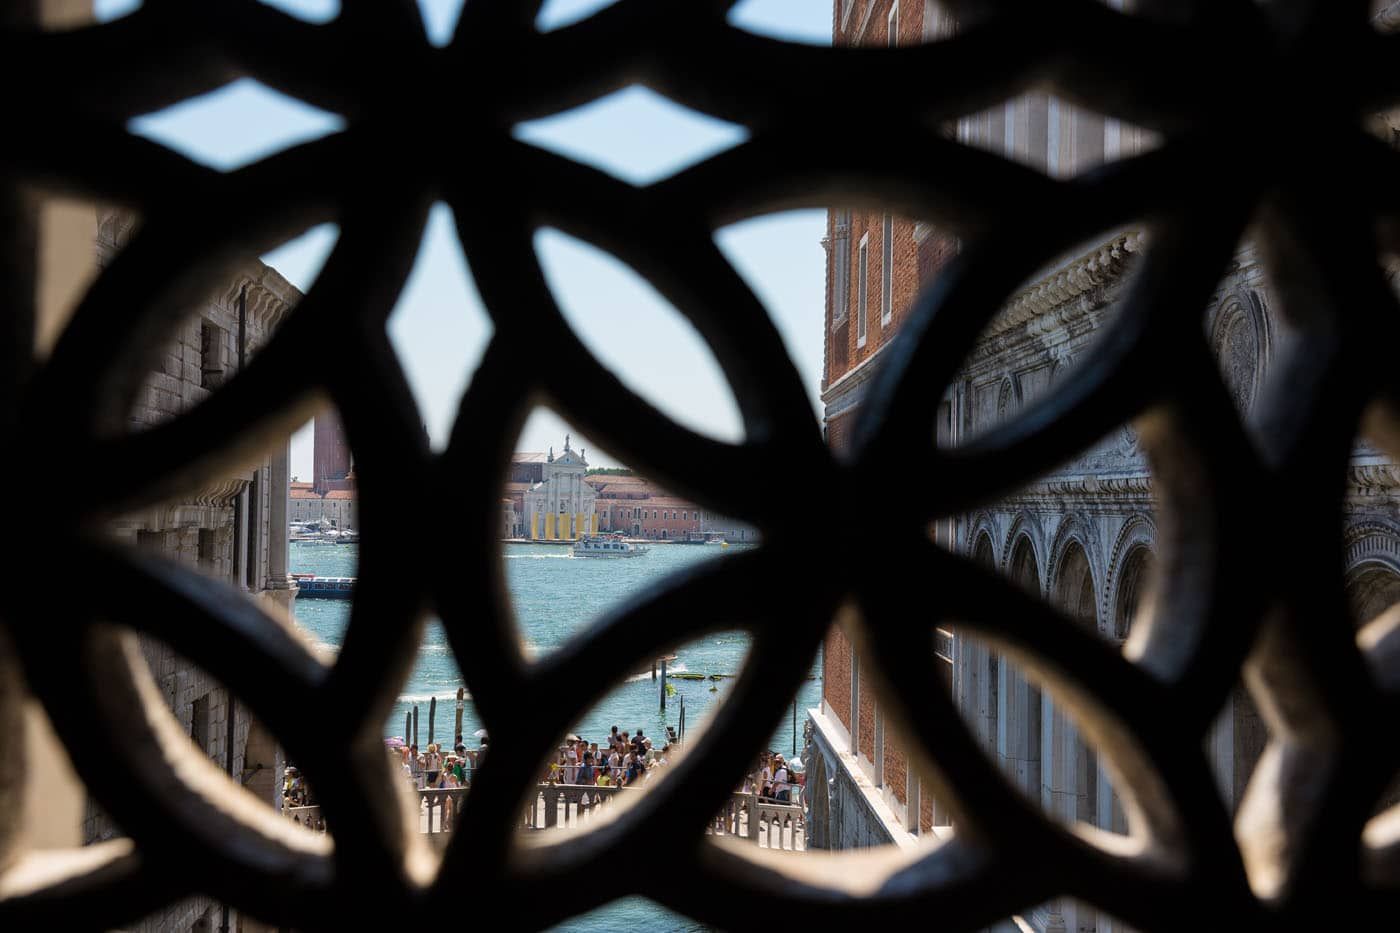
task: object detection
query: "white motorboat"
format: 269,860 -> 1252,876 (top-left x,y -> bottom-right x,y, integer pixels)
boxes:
572,534 -> 649,558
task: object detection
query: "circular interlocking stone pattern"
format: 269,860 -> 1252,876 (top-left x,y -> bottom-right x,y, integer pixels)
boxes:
2,2 -> 1400,930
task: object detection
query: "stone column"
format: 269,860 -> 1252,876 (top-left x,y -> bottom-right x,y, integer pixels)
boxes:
1042,698 -> 1080,933
997,660 -> 1040,800
957,637 -> 997,756
1104,117 -> 1122,163
1042,698 -> 1074,821
979,647 -> 998,757
267,443 -> 296,611
1075,108 -> 1106,174
1025,93 -> 1049,171
985,105 -> 1005,156
1097,759 -> 1121,836
234,487 -> 249,590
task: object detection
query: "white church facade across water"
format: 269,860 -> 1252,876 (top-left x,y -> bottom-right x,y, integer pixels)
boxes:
522,436 -> 598,541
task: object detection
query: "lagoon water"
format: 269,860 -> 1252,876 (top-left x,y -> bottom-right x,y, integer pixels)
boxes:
291,540 -> 821,932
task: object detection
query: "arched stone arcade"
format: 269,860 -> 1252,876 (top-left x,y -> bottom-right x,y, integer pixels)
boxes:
1114,544 -> 1153,642
1343,523 -> 1400,628
1052,539 -> 1098,628
1346,560 -> 1400,629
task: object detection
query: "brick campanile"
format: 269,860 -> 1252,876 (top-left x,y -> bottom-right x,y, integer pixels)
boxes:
313,410 -> 352,495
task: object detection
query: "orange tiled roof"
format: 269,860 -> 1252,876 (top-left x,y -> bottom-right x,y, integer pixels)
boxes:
635,496 -> 698,509
587,480 -> 661,498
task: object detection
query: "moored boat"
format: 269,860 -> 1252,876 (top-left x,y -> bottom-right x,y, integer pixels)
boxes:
291,575 -> 356,598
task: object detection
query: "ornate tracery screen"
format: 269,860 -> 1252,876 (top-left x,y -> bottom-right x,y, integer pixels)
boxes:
2,1 -> 1400,930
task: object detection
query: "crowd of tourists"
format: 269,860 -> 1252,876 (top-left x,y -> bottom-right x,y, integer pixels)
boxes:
399,734 -> 487,790
545,725 -> 674,788
387,726 -> 803,806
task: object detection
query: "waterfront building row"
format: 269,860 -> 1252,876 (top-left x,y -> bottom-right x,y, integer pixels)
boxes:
500,443 -> 755,542
290,480 -> 359,530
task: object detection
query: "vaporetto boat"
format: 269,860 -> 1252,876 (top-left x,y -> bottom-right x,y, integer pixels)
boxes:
571,534 -> 649,558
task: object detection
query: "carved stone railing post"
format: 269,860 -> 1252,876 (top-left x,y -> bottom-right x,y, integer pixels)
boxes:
543,787 -> 559,829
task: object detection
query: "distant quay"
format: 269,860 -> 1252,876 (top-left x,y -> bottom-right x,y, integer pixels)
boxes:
499,537 -> 680,546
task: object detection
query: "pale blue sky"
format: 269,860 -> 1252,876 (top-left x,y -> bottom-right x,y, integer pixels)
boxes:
97,0 -> 832,478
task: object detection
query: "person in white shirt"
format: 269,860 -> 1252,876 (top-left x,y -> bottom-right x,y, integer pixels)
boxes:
772,757 -> 791,802
425,744 -> 442,785
564,742 -> 578,785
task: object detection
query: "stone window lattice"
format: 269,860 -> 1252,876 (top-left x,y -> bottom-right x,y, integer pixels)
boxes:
3,2 -> 1400,932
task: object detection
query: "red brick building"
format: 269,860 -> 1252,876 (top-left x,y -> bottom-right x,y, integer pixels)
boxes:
586,474 -> 702,540
816,0 -> 959,844
822,1 -> 960,457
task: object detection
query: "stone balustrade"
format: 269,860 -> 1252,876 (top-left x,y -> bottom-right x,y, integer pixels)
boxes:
285,784 -> 805,851
283,805 -> 325,832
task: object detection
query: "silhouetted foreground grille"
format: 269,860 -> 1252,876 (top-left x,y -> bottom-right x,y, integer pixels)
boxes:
2,1 -> 1400,930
